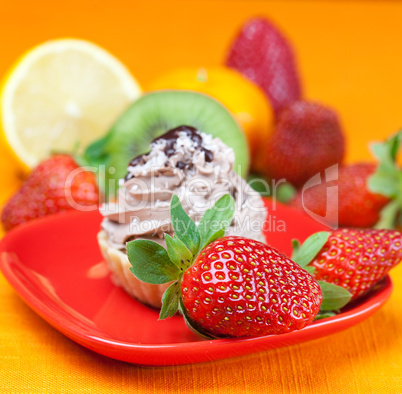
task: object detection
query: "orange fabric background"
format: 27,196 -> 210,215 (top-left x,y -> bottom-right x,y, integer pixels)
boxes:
1,1 -> 402,393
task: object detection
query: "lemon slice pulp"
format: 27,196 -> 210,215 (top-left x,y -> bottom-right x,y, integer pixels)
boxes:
0,39 -> 141,168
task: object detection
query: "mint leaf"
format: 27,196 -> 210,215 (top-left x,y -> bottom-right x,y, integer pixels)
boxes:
369,131 -> 402,198
83,133 -> 111,165
292,239 -> 316,274
292,232 -> 330,268
198,194 -> 235,250
368,170 -> 400,198
170,195 -> 200,256
160,281 -> 181,319
127,239 -> 180,284
318,281 -> 352,310
165,234 -> 193,271
375,200 -> 400,229
314,311 -> 337,321
371,131 -> 402,171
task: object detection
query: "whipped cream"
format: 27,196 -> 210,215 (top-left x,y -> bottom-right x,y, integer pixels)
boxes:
100,126 -> 266,250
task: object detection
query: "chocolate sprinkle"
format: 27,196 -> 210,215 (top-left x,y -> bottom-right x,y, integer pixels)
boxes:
124,125 -> 214,180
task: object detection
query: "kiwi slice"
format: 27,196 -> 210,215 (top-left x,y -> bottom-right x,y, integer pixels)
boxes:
84,90 -> 249,196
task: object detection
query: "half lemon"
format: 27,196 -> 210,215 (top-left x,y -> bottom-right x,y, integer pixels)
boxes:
0,39 -> 141,169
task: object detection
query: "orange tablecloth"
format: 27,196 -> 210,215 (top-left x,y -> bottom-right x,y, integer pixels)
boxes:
1,1 -> 402,392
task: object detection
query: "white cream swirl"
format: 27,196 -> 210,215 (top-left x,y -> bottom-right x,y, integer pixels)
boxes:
100,129 -> 266,249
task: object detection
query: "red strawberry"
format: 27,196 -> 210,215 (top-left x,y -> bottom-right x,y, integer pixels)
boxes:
180,236 -> 322,337
1,154 -> 99,230
291,164 -> 390,228
226,17 -> 301,113
290,131 -> 402,228
260,100 -> 345,187
127,194 -> 335,339
294,229 -> 402,301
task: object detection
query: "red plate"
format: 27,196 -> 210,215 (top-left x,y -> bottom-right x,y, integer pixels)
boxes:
0,200 -> 392,366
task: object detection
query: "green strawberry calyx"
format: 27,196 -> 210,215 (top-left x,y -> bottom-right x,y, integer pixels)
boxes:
128,193 -> 350,337
291,231 -> 352,318
368,130 -> 402,229
127,194 -> 235,328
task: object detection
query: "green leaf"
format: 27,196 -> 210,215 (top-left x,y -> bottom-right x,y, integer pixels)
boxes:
198,194 -> 235,250
203,228 -> 225,248
304,266 -> 316,275
291,239 -> 301,262
292,232 -> 330,268
369,131 -> 402,198
127,239 -> 181,284
370,131 -> 402,170
246,175 -> 296,203
170,195 -> 200,256
247,173 -> 271,197
83,134 -> 111,167
275,182 -> 296,204
368,170 -> 400,198
165,234 -> 193,271
374,200 -> 400,229
159,281 -> 181,320
314,311 -> 337,321
318,281 -> 352,311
